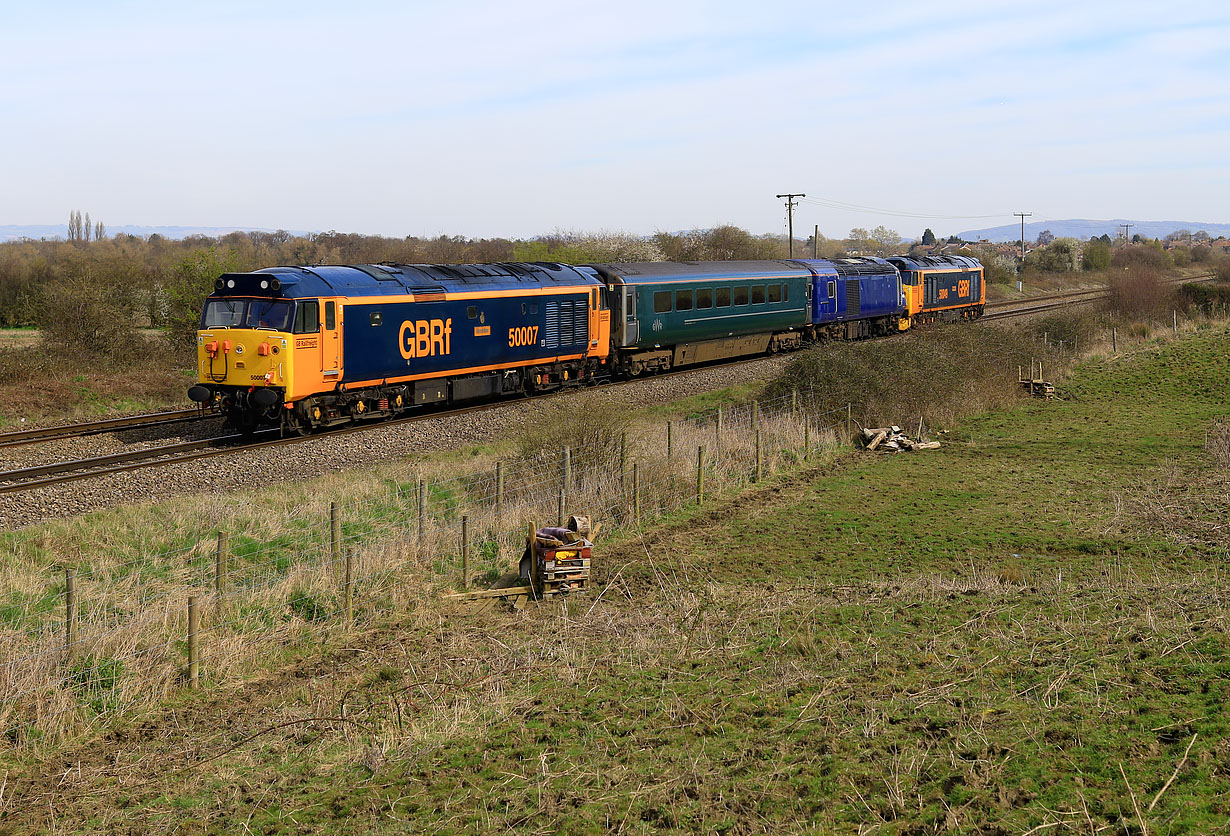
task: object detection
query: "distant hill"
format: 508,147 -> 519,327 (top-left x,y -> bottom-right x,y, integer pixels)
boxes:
956,219 -> 1230,243
0,224 -> 310,244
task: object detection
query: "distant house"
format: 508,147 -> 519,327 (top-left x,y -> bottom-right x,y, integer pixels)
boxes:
1210,237 -> 1230,254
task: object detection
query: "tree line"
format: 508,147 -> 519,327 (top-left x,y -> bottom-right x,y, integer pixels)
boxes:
3,219 -> 1220,361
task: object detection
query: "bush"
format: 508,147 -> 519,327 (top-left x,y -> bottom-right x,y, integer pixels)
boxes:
763,319 -> 1086,429
1111,244 -> 1169,272
1178,282 -> 1230,315
1104,267 -> 1175,319
34,269 -> 140,357
514,390 -> 633,470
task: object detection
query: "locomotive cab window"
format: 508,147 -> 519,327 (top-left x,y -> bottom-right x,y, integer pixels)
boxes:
325,301 -> 336,330
751,286 -> 765,305
716,287 -> 731,307
293,300 -> 320,334
369,311 -> 383,327
768,285 -> 782,303
203,298 -> 246,328
696,288 -> 713,308
653,291 -> 672,313
734,287 -> 749,306
675,290 -> 693,311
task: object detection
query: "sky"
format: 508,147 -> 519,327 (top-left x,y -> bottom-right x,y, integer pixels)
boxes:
2,0 -> 1229,242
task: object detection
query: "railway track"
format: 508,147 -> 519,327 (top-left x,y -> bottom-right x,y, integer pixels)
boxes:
3,275 -> 1218,495
0,408 -> 207,450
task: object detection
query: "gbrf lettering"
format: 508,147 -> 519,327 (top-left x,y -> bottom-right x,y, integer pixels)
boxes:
398,318 -> 452,360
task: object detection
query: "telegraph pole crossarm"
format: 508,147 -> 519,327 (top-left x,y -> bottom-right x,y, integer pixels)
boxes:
1014,212 -> 1032,263
776,193 -> 805,258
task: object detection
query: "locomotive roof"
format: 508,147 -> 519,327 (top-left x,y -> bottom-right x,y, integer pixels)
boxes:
588,260 -> 813,285
210,262 -> 602,298
887,254 -> 983,271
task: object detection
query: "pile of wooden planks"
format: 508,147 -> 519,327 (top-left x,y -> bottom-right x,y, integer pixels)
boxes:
861,426 -> 941,452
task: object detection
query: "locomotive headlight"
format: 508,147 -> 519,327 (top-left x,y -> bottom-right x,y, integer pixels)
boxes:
260,280 -> 269,289
226,279 -> 235,288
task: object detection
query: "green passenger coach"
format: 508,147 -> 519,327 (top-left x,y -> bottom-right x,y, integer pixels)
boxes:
589,260 -> 814,376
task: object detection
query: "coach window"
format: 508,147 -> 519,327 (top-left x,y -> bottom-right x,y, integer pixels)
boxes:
767,285 -> 781,303
653,291 -> 672,313
782,284 -> 789,302
751,286 -> 765,305
294,300 -> 319,334
325,301 -> 336,330
827,281 -> 836,298
675,290 -> 693,311
696,288 -> 712,308
734,286 -> 749,306
716,287 -> 731,307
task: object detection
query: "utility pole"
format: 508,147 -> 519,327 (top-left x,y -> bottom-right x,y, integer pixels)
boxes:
1121,223 -> 1133,243
813,224 -> 818,259
776,193 -> 805,258
1014,212 -> 1032,262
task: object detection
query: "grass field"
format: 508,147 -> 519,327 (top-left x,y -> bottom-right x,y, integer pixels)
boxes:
2,323 -> 1228,834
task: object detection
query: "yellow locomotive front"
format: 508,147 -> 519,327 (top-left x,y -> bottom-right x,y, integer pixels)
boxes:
187,290 -> 295,431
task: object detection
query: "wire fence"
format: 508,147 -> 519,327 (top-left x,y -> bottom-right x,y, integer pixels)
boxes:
0,391 -> 857,747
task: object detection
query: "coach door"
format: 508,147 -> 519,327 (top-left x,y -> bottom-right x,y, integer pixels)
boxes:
623,287 -> 639,345
322,300 -> 341,381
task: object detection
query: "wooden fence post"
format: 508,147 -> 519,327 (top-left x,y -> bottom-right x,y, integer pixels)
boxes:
846,403 -> 852,439
558,489 -> 565,527
666,421 -> 673,461
752,401 -> 759,432
64,567 -> 77,660
804,420 -> 810,460
716,406 -> 723,451
1112,327 -> 1117,354
755,430 -> 763,482
187,595 -> 200,690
